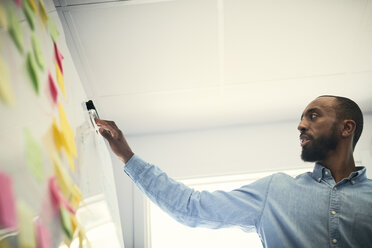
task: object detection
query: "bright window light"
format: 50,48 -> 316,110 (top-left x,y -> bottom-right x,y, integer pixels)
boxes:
149,168 -> 311,248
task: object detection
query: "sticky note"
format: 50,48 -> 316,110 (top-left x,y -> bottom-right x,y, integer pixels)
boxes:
8,6 -> 24,54
35,220 -> 51,248
26,52 -> 40,94
24,128 -> 44,182
0,3 -> 8,29
0,172 -> 17,229
0,240 -> 11,248
60,207 -> 72,240
17,201 -> 36,248
0,56 -> 15,105
58,103 -> 77,171
52,153 -> 74,199
27,0 -> 37,12
48,71 -> 58,105
70,185 -> 82,210
54,42 -> 64,74
32,33 -> 45,70
56,62 -> 65,97
49,177 -> 75,215
23,0 -> 35,30
38,0 -> 48,26
13,0 -> 22,8
51,118 -> 64,154
48,18 -> 59,42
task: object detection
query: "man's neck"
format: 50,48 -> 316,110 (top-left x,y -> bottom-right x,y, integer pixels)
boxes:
319,150 -> 356,183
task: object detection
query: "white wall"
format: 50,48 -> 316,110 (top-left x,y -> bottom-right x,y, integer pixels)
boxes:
112,114 -> 372,248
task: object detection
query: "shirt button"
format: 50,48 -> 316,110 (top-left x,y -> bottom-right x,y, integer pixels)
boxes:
332,239 -> 337,244
351,180 -> 355,184
331,211 -> 336,215
325,171 -> 329,175
334,187 -> 337,190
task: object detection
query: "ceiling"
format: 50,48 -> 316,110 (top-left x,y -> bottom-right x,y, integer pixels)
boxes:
55,0 -> 372,135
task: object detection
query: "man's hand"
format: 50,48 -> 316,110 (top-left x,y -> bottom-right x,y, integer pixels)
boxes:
95,119 -> 134,163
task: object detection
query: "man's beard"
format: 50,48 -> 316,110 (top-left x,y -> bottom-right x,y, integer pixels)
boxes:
301,123 -> 339,162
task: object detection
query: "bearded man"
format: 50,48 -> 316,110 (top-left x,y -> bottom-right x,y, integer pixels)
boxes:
96,95 -> 372,248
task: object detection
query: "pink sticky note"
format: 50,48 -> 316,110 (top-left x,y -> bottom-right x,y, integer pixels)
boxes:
36,220 -> 51,248
0,171 -> 17,229
54,42 -> 64,74
48,71 -> 58,105
14,0 -> 22,7
49,177 -> 75,215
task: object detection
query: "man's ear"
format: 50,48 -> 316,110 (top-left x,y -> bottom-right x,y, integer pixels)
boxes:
341,120 -> 356,138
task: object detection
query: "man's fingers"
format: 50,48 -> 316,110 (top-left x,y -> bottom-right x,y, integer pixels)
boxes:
99,128 -> 113,141
95,119 -> 119,138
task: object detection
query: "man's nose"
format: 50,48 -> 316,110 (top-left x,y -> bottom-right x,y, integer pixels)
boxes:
297,119 -> 308,133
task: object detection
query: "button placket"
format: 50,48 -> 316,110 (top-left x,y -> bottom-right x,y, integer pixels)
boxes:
329,187 -> 341,246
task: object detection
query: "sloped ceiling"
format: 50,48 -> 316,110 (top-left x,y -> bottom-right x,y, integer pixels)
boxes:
55,0 -> 372,135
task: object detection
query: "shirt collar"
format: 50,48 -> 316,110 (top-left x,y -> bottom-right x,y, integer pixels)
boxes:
312,162 -> 367,183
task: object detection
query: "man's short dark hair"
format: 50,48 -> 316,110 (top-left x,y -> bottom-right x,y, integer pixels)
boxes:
318,95 -> 363,149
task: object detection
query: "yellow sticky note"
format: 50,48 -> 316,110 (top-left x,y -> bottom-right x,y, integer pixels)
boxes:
0,56 -> 15,105
70,185 -> 82,209
56,62 -> 65,97
0,3 -> 8,29
38,0 -> 48,26
27,0 -> 37,12
58,103 -> 77,171
24,128 -> 44,182
0,239 -> 11,248
52,153 -> 74,199
18,201 -> 36,248
52,118 -> 64,153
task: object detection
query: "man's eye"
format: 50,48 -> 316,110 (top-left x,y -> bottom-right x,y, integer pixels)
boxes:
310,113 -> 318,119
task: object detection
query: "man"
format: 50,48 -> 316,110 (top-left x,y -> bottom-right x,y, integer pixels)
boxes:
96,96 -> 372,247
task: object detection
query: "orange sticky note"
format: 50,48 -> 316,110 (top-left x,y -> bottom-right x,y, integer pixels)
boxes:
55,62 -> 65,97
0,171 -> 17,229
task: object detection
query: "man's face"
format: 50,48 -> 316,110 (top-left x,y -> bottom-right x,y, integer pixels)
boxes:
298,97 -> 341,162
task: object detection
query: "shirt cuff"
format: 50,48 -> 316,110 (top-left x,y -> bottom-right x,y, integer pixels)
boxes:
123,154 -> 148,182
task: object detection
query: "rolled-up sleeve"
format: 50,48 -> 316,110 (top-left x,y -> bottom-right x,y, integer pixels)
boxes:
124,154 -> 272,231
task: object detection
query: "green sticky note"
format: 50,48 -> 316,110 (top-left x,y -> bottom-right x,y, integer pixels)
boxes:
60,207 -> 72,240
26,52 -> 39,94
24,128 -> 44,182
48,18 -> 59,42
8,6 -> 24,54
23,0 -> 35,30
31,33 -> 45,70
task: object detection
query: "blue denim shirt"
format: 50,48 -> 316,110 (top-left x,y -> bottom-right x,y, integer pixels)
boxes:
124,154 -> 372,247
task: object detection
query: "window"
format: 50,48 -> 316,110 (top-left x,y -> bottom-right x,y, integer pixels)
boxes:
148,168 -> 311,248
